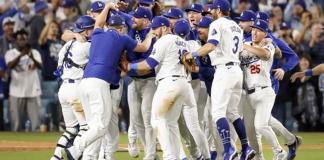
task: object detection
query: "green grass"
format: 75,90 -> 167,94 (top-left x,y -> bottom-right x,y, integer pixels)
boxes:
0,132 -> 323,160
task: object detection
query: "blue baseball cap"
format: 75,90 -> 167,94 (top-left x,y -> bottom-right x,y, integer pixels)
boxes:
139,0 -> 154,5
73,16 -> 95,33
62,0 -> 78,8
280,22 -> 290,30
150,16 -> 170,29
251,19 -> 269,32
235,10 -> 256,21
195,16 -> 213,28
34,1 -> 48,13
108,15 -> 126,26
133,7 -> 153,20
163,8 -> 184,19
90,1 -> 105,12
185,3 -> 204,13
174,19 -> 190,36
294,0 -> 306,10
211,0 -> 230,12
256,11 -> 269,23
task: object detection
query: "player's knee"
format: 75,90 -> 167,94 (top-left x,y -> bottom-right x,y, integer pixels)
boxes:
226,113 -> 240,123
254,122 -> 270,133
71,99 -> 84,112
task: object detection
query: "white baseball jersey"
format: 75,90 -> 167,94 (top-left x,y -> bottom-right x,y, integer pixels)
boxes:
149,34 -> 189,81
207,17 -> 243,66
57,40 -> 90,80
240,41 -> 275,90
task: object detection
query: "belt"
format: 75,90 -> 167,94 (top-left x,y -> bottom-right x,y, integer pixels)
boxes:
214,62 -> 239,68
247,86 -> 268,94
158,75 -> 182,82
63,79 -> 81,83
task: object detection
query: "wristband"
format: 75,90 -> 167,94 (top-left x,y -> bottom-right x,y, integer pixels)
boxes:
130,63 -> 138,71
192,51 -> 199,58
305,69 -> 313,77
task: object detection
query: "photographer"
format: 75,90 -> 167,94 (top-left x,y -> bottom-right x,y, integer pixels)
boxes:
5,29 -> 42,132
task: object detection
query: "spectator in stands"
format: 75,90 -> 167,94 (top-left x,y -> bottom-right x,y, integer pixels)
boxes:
0,56 -> 7,131
48,0 -> 66,23
304,21 -> 324,65
294,11 -> 312,44
61,0 -> 80,31
38,20 -> 63,130
28,0 -> 49,49
269,5 -> 284,33
230,0 -> 249,19
0,17 -> 15,57
5,29 -> 42,132
289,0 -> 306,31
276,22 -> 301,53
292,54 -> 320,131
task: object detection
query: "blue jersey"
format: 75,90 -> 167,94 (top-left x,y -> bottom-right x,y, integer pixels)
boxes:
186,29 -> 199,41
244,31 -> 299,94
0,57 -> 6,99
83,28 -> 137,84
116,11 -> 156,78
196,55 -> 215,96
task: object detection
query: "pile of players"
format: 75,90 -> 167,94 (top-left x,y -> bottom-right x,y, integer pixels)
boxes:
50,0 -> 304,160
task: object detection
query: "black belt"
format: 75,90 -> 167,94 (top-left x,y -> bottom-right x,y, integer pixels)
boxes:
158,75 -> 181,82
247,86 -> 268,94
214,62 -> 238,68
64,79 -> 80,83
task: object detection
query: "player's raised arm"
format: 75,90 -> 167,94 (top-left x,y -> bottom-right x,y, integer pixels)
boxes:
133,29 -> 156,53
94,3 -> 116,29
291,64 -> 324,82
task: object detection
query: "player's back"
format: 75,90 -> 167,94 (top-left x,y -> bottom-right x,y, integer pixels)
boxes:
208,17 -> 243,66
153,34 -> 188,81
240,41 -> 275,89
58,40 -> 90,80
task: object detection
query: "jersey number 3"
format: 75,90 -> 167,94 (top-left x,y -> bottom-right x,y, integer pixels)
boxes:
250,64 -> 260,74
232,36 -> 239,54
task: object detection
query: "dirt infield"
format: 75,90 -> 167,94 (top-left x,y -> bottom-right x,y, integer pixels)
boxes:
1,140 -> 324,152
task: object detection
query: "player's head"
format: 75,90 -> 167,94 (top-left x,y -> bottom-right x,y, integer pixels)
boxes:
256,11 -> 270,23
174,19 -> 190,38
185,4 -> 203,28
62,0 -> 78,16
195,16 -> 213,42
150,16 -> 170,38
89,1 -> 105,19
108,15 -> 127,34
210,0 -> 230,20
163,7 -> 184,30
73,15 -> 95,39
251,19 -> 268,43
132,7 -> 153,30
138,0 -> 155,10
236,10 -> 256,34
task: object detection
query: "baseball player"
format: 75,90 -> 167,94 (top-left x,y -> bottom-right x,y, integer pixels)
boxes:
291,63 -> 324,82
122,6 -> 157,160
183,0 -> 255,160
240,19 -> 286,160
50,15 -> 94,160
242,11 -> 302,160
64,3 -> 155,159
120,16 -> 206,160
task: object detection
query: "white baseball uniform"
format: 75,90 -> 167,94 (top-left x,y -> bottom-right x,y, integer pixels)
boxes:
53,39 -> 90,158
240,41 -> 283,157
149,34 -> 199,160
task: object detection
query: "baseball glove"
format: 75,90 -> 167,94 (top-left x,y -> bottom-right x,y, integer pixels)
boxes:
181,52 -> 199,73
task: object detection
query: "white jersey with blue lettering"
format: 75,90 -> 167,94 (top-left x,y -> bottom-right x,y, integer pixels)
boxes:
207,17 -> 243,66
149,34 -> 189,81
57,40 -> 90,80
240,41 -> 275,90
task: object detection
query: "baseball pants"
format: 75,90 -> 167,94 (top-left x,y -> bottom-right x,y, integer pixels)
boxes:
128,77 -> 156,160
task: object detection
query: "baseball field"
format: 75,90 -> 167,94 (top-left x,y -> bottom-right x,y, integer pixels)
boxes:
0,132 -> 323,160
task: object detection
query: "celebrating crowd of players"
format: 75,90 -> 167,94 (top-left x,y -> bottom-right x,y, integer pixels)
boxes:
39,0 -> 324,160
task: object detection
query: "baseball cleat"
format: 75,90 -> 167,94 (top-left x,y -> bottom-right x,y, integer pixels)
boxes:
127,143 -> 139,158
65,146 -> 82,160
287,135 -> 302,160
223,147 -> 238,160
210,151 -> 217,160
240,146 -> 256,160
273,149 -> 287,160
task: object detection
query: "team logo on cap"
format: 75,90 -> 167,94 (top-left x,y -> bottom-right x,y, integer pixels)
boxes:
98,2 -> 102,7
168,9 -> 172,13
257,13 -> 260,18
256,20 -> 260,25
191,4 -> 195,8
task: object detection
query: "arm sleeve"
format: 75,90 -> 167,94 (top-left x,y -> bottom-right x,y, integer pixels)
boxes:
263,43 -> 275,58
122,35 -> 138,52
117,11 -> 133,32
274,37 -> 299,72
0,8 -> 18,24
149,40 -> 166,63
207,21 -> 220,45
32,49 -> 42,64
57,41 -> 70,67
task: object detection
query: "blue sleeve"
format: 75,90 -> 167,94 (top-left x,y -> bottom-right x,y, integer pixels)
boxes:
92,28 -> 105,36
122,35 -> 138,52
0,58 -> 6,71
0,8 -> 18,23
272,36 -> 299,72
117,11 -> 133,33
